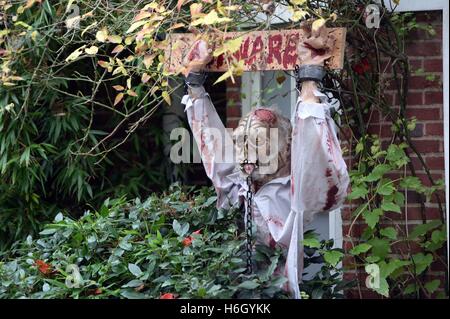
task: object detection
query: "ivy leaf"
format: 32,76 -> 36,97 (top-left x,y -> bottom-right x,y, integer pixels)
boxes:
367,238 -> 391,259
411,253 -> 433,275
363,209 -> 383,229
377,181 -> 395,196
323,250 -> 344,267
372,277 -> 389,297
365,164 -> 391,182
303,238 -> 321,248
380,227 -> 397,240
348,186 -> 369,200
350,243 -> 372,255
399,176 -> 422,191
381,202 -> 401,213
424,279 -> 440,294
409,220 -> 442,239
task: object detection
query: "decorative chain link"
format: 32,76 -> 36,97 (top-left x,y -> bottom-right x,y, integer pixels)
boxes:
245,173 -> 253,275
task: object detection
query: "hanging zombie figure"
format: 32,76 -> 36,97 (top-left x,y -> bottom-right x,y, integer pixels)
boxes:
181,25 -> 350,299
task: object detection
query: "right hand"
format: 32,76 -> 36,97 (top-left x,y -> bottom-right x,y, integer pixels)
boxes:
183,39 -> 213,75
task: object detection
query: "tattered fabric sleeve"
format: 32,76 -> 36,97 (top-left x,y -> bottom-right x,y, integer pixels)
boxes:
285,90 -> 350,299
291,90 -> 350,222
183,85 -> 239,209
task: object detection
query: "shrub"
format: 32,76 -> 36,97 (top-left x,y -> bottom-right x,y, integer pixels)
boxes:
0,184 -> 347,299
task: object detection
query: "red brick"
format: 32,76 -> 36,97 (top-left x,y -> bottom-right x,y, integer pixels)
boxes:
425,91 -> 443,104
226,119 -> 240,129
426,156 -> 445,170
424,59 -> 443,72
406,42 -> 441,57
409,59 -> 423,72
406,108 -> 440,121
367,124 -> 392,138
407,92 -> 423,105
426,123 -> 444,136
226,105 -> 241,118
226,76 -> 241,88
409,75 -> 441,90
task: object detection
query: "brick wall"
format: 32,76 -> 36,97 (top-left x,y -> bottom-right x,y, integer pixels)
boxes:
221,11 -> 447,298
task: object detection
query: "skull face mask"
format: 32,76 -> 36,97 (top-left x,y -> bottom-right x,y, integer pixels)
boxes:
233,108 -> 292,185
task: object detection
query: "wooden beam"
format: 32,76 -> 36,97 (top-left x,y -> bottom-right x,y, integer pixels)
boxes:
164,28 -> 346,73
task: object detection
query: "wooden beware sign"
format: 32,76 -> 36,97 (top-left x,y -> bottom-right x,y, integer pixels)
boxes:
164,28 -> 346,73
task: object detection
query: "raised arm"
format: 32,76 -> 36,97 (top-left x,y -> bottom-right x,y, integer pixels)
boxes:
290,25 -> 350,224
182,40 -> 238,209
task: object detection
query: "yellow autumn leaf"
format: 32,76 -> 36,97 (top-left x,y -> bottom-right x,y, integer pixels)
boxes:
65,46 -> 86,62
143,54 -> 155,69
150,85 -> 159,95
141,73 -> 151,83
98,60 -> 109,69
214,69 -> 233,85
162,91 -> 171,105
125,36 -> 134,45
108,35 -> 122,44
191,10 -> 232,26
126,78 -> 132,89
291,10 -> 307,22
291,0 -> 307,5
111,45 -> 124,54
81,21 -> 98,37
177,0 -> 185,11
114,93 -> 124,106
85,46 -> 98,55
127,89 -> 138,97
126,20 -> 148,34
312,18 -> 326,33
96,28 -> 108,42
190,3 -> 203,17
112,85 -> 125,91
133,11 -> 152,22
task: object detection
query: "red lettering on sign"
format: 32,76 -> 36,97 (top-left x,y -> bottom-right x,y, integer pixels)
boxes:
283,33 -> 299,69
216,53 -> 225,68
267,34 -> 282,65
246,35 -> 263,66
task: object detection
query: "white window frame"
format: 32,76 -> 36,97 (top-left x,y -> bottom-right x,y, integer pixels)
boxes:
241,1 -> 450,256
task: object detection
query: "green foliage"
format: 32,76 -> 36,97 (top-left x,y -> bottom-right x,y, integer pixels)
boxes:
348,135 -> 447,298
0,0 -> 177,247
0,185 -> 290,299
0,185 -> 347,299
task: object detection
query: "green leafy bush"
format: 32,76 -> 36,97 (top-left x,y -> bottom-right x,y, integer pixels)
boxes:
0,185 -> 348,299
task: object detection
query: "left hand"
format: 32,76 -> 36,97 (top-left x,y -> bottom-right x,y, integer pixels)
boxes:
299,23 -> 336,66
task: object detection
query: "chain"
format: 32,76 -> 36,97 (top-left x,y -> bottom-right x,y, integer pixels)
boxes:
245,172 -> 253,275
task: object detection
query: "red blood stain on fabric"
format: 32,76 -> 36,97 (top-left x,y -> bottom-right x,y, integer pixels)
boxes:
268,217 -> 283,228
323,185 -> 338,211
325,168 -> 332,177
